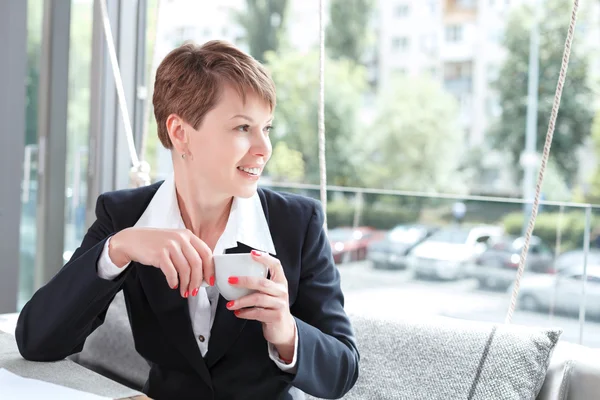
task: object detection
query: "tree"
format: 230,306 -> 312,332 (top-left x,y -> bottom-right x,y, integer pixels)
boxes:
491,0 -> 594,184
363,75 -> 465,192
235,0 -> 289,62
585,111 -> 600,203
266,142 -> 305,182
326,0 -> 375,62
265,50 -> 368,186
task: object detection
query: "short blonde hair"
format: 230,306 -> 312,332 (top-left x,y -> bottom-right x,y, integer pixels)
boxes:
152,40 -> 277,149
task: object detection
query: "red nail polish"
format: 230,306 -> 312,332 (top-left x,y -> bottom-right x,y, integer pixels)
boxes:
173,283 -> 178,289
226,301 -> 234,308
184,291 -> 189,298
234,310 -> 241,316
228,276 -> 239,284
251,250 -> 261,256
192,288 -> 199,297
209,276 -> 215,286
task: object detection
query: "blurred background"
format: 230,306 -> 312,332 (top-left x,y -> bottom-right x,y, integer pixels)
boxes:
2,0 -> 600,348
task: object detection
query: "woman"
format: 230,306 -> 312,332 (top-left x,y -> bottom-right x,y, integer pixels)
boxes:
15,40 -> 359,400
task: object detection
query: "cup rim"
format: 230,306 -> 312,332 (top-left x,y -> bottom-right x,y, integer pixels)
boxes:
213,253 -> 255,259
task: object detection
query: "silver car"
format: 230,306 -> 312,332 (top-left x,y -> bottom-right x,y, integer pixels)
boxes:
516,266 -> 600,319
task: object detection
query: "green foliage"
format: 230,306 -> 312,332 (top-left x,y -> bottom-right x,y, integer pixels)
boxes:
326,0 -> 375,62
491,0 -> 594,183
363,75 -> 466,192
586,111 -> 600,203
502,211 -> 597,251
266,142 -> 305,182
234,0 -> 289,62
540,158 -> 573,201
326,199 -> 419,230
265,50 -> 368,186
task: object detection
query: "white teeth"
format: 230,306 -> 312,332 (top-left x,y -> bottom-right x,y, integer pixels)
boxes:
238,166 -> 260,175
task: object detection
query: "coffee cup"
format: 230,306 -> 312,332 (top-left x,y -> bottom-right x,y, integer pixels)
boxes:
201,253 -> 267,300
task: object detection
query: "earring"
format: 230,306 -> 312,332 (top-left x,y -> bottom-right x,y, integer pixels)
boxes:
181,153 -> 186,160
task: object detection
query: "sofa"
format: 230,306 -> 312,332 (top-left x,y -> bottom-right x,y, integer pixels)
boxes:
70,292 -> 600,399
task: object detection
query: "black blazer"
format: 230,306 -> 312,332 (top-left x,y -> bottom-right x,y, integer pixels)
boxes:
15,182 -> 359,400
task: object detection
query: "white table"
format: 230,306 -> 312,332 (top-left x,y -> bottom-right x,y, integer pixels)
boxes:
0,330 -> 146,399
0,312 -> 18,335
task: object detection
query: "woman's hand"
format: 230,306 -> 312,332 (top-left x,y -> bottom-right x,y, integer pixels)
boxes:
225,250 -> 296,361
109,227 -> 214,298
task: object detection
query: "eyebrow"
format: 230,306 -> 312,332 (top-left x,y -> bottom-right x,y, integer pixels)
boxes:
230,114 -> 254,122
230,114 -> 273,124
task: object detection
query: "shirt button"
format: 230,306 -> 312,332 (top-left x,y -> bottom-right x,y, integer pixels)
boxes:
198,335 -> 205,343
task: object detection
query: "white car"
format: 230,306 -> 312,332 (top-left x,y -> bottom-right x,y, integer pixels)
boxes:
407,225 -> 503,280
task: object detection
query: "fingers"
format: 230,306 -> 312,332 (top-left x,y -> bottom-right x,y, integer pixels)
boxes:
180,240 -> 203,296
169,245 -> 191,297
226,292 -> 285,312
189,234 -> 215,286
250,250 -> 287,285
159,250 -> 179,290
231,307 -> 281,323
228,275 -> 286,298
226,292 -> 284,323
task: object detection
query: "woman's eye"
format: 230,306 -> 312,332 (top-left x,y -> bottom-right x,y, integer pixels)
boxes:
236,124 -> 250,133
264,125 -> 273,134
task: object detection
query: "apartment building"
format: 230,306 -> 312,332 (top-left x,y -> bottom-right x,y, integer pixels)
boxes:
377,0 -> 524,147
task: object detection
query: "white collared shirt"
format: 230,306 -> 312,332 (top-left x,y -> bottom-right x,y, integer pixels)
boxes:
96,174 -> 297,373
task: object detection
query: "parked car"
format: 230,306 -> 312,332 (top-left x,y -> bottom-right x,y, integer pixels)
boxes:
468,235 -> 555,290
328,227 -> 383,264
553,249 -> 600,274
515,265 -> 600,319
407,225 -> 503,280
367,224 -> 438,270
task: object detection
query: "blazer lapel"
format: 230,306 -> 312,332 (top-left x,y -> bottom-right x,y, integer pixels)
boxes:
204,243 -> 253,368
137,264 -> 212,387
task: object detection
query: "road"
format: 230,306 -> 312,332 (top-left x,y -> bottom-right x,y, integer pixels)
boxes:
339,261 -> 600,348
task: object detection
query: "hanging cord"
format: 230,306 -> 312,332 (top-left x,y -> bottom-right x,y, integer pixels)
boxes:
98,0 -> 150,187
505,0 -> 579,324
318,0 -> 328,230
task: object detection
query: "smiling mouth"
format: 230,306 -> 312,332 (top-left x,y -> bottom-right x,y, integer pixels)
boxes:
237,166 -> 261,176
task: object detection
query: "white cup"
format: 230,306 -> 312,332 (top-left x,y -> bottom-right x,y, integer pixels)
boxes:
201,253 -> 267,300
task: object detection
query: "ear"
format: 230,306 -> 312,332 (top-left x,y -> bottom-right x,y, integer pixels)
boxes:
166,114 -> 190,154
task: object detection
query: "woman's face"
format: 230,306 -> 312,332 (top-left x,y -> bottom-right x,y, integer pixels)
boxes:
169,83 -> 273,199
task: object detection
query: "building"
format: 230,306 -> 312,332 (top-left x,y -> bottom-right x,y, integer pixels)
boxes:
376,0 -> 524,148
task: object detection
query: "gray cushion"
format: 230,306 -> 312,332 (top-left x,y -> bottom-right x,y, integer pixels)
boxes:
74,294 -> 561,400
320,314 -> 561,400
70,292 -> 150,390
537,341 -> 600,400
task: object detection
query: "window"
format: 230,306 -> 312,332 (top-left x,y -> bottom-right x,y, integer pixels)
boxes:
568,274 -> 600,283
428,0 -> 437,14
392,36 -> 409,52
444,62 -> 472,80
393,67 -> 407,77
457,0 -> 476,8
445,24 -> 463,43
395,3 -> 409,17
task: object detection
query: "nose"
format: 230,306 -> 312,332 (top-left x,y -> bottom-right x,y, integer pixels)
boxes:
251,131 -> 271,158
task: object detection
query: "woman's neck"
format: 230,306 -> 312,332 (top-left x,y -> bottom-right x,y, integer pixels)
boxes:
175,183 -> 233,246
